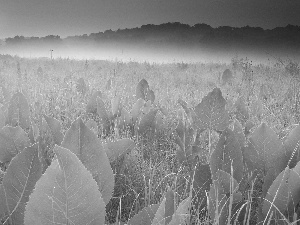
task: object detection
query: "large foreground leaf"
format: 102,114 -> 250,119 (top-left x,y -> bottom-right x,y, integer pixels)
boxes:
61,118 -> 114,205
0,144 -> 41,224
263,163 -> 300,221
24,145 -> 105,225
283,124 -> 300,168
243,123 -> 286,174
193,88 -> 229,132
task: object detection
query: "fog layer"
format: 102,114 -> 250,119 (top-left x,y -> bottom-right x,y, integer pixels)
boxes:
0,39 -> 299,64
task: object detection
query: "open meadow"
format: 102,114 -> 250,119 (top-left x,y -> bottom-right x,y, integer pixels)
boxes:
0,54 -> 300,225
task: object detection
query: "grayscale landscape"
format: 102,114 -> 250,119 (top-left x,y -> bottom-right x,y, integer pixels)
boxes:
0,1 -> 300,224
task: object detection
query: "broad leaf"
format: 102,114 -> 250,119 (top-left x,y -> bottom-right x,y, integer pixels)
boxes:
76,77 -> 87,94
210,128 -> 244,182
208,170 -> 243,225
165,188 -> 175,225
6,92 -> 31,131
215,170 -> 240,196
177,99 -> 189,115
103,138 -> 136,162
61,118 -> 114,205
0,144 -> 42,224
147,89 -> 155,104
24,145 -> 105,225
152,197 -> 166,225
262,169 -> 278,199
136,79 -> 149,100
193,88 -> 229,132
137,109 -> 158,135
43,114 -> 63,145
283,125 -> 300,168
177,99 -> 194,125
191,163 -> 212,212
131,98 -> 145,124
243,123 -> 286,174
28,123 -> 39,144
127,204 -> 159,225
116,108 -> 132,129
141,103 -> 152,118
141,100 -> 152,116
0,126 -> 30,163
233,119 -> 245,149
134,188 -> 174,225
86,90 -> 102,114
85,119 -> 98,133
221,69 -> 233,85
263,163 -> 300,221
168,196 -> 191,225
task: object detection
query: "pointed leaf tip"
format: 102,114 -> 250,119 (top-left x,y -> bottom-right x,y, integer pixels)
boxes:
194,88 -> 229,132
24,145 -> 105,225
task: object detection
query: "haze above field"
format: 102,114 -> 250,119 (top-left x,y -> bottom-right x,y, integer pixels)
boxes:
1,0 -> 300,63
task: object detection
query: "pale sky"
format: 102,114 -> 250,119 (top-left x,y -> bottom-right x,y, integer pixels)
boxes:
1,0 -> 300,39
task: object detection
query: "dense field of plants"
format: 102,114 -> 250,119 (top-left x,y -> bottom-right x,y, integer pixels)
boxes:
0,54 -> 300,225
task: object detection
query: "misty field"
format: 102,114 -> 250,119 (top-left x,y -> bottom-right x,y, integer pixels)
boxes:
0,53 -> 300,225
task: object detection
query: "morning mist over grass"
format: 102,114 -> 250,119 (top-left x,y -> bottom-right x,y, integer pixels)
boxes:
1,23 -> 300,64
